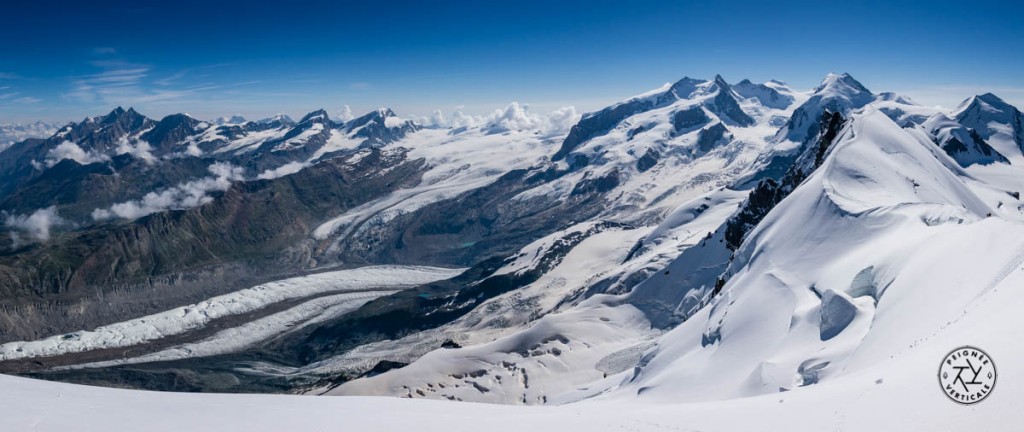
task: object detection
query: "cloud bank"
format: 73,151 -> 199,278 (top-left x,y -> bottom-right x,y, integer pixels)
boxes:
4,206 -> 64,244
115,136 -> 156,163
43,140 -> 110,167
424,102 -> 579,135
92,163 -> 245,220
256,161 -> 307,180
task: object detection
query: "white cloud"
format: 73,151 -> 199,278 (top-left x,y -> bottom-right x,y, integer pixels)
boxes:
92,163 -> 245,220
485,102 -> 545,132
429,109 -> 446,127
4,206 -> 64,244
448,106 -> 482,129
256,161 -> 308,180
428,103 -> 580,135
337,105 -> 354,122
544,106 -> 580,135
115,137 -> 156,164
43,141 -> 110,167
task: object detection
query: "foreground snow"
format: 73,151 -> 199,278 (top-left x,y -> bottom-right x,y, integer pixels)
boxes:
1,327 -> 1016,432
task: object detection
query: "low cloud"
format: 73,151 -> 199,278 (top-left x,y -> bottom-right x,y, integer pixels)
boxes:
256,161 -> 307,180
4,206 -> 64,244
43,141 -> 110,167
115,136 -> 156,163
92,163 -> 245,220
429,102 -> 580,135
337,105 -> 354,122
544,106 -> 579,135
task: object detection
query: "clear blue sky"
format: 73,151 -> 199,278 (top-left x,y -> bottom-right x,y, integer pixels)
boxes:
1,0 -> 1022,123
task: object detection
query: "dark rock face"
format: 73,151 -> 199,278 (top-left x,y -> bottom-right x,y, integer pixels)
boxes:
709,76 -> 755,127
0,108 -> 155,200
141,114 -> 203,154
571,169 -> 621,197
725,111 -> 846,251
0,155 -> 213,222
696,123 -> 729,153
636,148 -> 660,172
554,99 -> 658,162
0,149 -> 426,342
346,108 -> 419,148
733,79 -> 794,109
925,111 -> 1009,167
671,106 -> 710,133
940,129 -> 1006,165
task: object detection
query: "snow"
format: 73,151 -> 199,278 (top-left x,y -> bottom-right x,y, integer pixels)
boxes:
318,189 -> 743,401
954,93 -> 1023,161
0,266 -> 463,361
304,85 -> 1024,430
0,121 -> 60,151
312,127 -> 554,243
2,326 -> 1019,432
210,126 -> 289,154
580,109 -> 1017,404
272,122 -> 324,152
56,291 -> 398,369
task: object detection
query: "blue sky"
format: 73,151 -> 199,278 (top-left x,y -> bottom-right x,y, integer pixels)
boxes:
1,0 -> 1022,123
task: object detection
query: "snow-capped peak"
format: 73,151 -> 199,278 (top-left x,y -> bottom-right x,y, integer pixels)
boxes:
256,114 -> 295,125
953,92 -> 1024,158
777,73 -> 874,143
813,72 -> 870,96
99,106 -> 146,125
299,109 -> 331,124
667,76 -> 706,100
734,78 -> 796,110
874,92 -> 916,105
954,93 -> 1019,123
212,115 -> 247,126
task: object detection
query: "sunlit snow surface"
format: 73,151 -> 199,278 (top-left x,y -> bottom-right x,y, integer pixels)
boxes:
327,86 -> 1024,415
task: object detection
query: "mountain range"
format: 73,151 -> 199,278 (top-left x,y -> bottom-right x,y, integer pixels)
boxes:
0,71 -> 1022,423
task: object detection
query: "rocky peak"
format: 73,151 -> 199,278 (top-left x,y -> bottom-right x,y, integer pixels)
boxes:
299,109 -> 331,124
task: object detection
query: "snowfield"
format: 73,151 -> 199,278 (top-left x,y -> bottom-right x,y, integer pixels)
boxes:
2,326 -> 1019,432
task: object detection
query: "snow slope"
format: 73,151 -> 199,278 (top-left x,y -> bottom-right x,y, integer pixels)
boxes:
324,189 -> 745,402
311,126 -> 556,246
1,319 -> 1019,432
587,109 -> 1023,403
324,78 -> 1024,422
